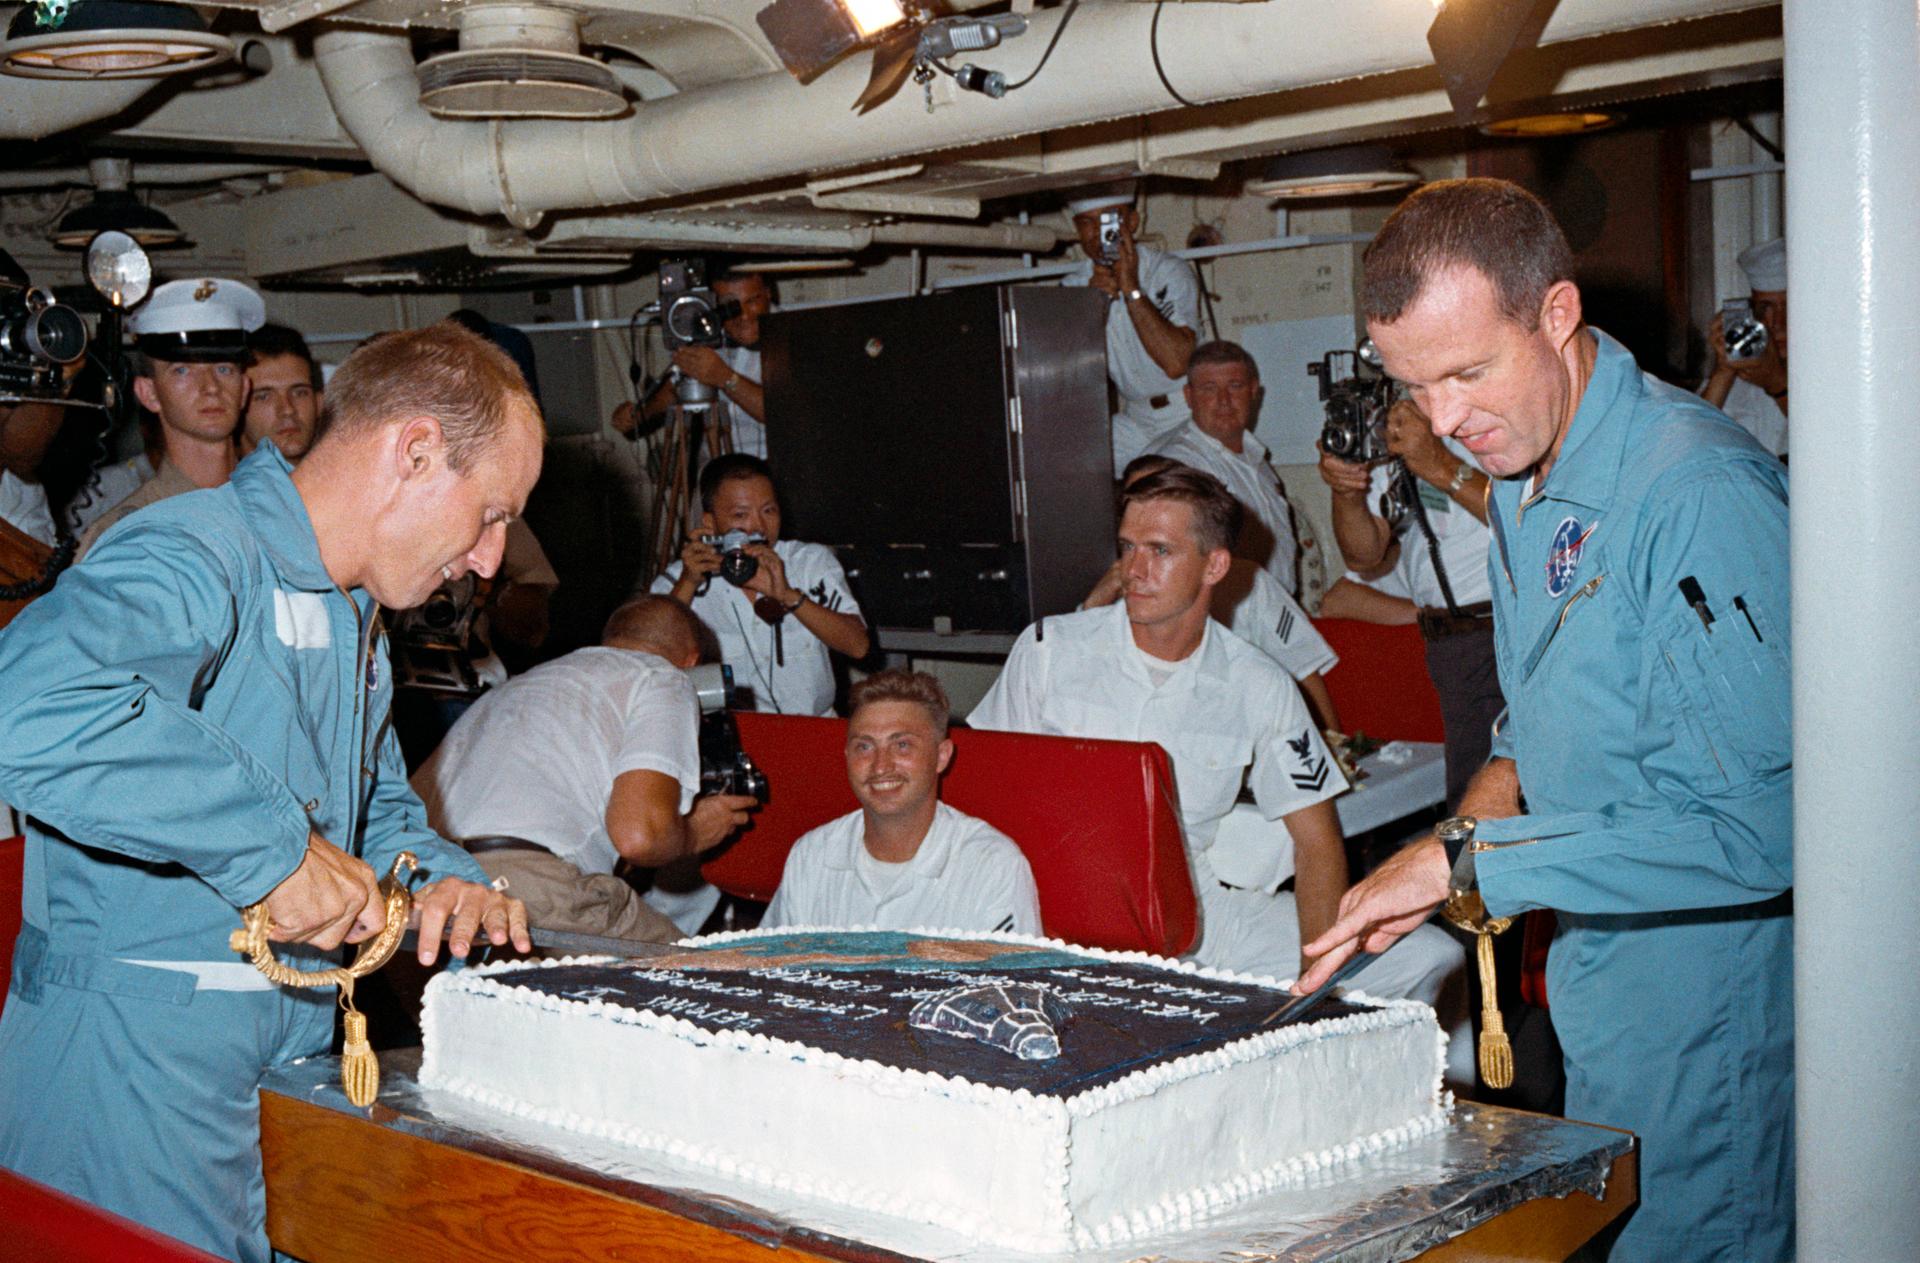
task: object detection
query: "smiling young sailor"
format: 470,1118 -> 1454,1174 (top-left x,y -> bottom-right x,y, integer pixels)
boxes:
1299,179 -> 1793,1262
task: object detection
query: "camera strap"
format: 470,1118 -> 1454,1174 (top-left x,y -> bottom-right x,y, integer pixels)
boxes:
1395,459 -> 1463,617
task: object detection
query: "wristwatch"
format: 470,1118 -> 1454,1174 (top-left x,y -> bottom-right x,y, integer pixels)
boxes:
1124,288 -> 1144,303
782,590 -> 807,613
1438,815 -> 1478,891
1438,815 -> 1507,933
722,372 -> 742,393
1447,460 -> 1472,494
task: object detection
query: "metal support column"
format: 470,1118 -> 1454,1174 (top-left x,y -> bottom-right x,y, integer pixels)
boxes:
1785,2 -> 1920,1259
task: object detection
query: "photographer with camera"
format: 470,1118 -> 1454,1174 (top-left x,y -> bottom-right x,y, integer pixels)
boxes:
763,670 -> 1040,934
413,595 -> 760,943
1700,237 -> 1788,459
654,453 -> 868,716
1319,389 -> 1497,813
625,270 -> 773,458
1061,183 -> 1201,468
75,277 -> 266,558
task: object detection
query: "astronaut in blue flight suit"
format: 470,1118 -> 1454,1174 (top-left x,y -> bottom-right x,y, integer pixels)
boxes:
1300,180 -> 1793,1261
0,322 -> 542,1262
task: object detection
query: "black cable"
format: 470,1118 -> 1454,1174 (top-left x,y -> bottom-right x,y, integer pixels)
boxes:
1395,459 -> 1463,617
1733,116 -> 1784,163
1149,1 -> 1202,108
1003,0 -> 1081,92
1193,258 -> 1221,342
0,534 -> 76,602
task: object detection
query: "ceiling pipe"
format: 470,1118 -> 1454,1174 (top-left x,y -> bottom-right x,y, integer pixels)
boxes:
313,0 -> 1761,225
0,160 -> 290,190
0,76 -> 163,141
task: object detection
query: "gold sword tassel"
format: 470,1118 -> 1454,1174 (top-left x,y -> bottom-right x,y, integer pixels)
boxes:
230,852 -> 418,1108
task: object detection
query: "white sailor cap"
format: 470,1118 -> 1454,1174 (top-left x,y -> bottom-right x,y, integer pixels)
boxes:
1738,237 -> 1786,293
1065,181 -> 1138,217
128,277 -> 266,362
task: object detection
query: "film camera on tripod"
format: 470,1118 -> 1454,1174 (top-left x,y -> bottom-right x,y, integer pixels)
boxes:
1309,341 -> 1416,524
657,259 -> 742,414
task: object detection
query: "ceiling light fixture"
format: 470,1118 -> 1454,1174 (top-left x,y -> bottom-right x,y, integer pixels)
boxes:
50,159 -> 185,249
1479,110 -> 1622,138
756,0 -> 909,83
1,0 -> 234,79
1245,144 -> 1422,201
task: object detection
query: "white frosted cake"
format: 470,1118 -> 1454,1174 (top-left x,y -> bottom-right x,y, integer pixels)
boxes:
420,928 -> 1448,1252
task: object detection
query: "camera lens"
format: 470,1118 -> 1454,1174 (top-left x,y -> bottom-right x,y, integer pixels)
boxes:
28,305 -> 86,364
719,549 -> 758,586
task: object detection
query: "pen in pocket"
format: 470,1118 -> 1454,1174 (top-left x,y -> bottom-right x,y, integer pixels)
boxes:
1678,576 -> 1714,634
1733,596 -> 1763,642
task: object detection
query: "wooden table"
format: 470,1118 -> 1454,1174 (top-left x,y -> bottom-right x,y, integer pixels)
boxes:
262,1052 -> 1633,1263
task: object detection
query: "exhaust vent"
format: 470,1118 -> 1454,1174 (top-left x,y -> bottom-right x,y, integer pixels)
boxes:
416,5 -> 623,120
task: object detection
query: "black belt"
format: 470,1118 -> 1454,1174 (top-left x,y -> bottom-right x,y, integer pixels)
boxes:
1416,601 -> 1494,641
461,835 -> 552,857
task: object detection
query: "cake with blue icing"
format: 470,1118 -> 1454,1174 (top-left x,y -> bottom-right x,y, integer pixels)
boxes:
420,928 -> 1449,1252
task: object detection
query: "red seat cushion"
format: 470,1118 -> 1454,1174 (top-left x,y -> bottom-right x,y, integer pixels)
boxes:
0,1168 -> 229,1263
0,834 -> 20,1010
1313,618 -> 1447,743
703,714 -> 1197,957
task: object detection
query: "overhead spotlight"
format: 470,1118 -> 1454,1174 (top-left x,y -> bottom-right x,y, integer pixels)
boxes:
756,0 -> 910,83
1479,110 -> 1621,139
1245,145 -> 1422,201
49,159 -> 184,249
1426,0 -> 1558,124
1,0 -> 234,79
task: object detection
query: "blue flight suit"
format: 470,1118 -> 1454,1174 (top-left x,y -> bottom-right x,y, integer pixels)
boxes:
0,444 -> 487,1262
1473,331 -> 1793,1261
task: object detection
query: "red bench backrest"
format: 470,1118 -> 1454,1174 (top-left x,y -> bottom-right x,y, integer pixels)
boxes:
0,1168 -> 228,1263
703,713 -> 1198,957
1314,618 -> 1447,742
0,834 -> 20,1011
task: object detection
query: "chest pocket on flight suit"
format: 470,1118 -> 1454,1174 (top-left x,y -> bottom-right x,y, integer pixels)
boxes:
1163,732 -> 1253,826
1656,598 -> 1789,784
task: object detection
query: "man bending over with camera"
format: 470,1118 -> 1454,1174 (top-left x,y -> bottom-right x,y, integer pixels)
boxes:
412,595 -> 761,942
764,670 -> 1040,934
655,453 -> 869,715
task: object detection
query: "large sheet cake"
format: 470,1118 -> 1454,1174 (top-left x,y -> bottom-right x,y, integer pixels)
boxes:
420,928 -> 1449,1252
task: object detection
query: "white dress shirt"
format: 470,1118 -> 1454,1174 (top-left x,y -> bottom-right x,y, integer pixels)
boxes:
1361,438 -> 1493,609
1211,558 -> 1337,680
652,538 -> 861,716
969,604 -> 1344,856
412,646 -> 701,876
762,800 -> 1040,934
1147,422 -> 1302,595
1061,246 -> 1202,467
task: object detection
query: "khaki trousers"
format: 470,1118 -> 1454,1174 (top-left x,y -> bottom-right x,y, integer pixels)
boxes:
471,847 -> 681,944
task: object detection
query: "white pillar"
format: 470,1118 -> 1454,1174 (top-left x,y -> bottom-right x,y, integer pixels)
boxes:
1785,2 -> 1920,1260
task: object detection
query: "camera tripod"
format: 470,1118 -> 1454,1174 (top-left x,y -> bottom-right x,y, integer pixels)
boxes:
644,394 -> 736,583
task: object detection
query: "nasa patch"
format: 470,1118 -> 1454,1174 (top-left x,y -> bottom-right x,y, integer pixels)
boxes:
1545,516 -> 1594,597
365,649 -> 381,693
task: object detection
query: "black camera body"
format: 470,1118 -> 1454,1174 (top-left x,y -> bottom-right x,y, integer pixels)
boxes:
1309,347 -> 1396,464
659,259 -> 737,352
1720,298 -> 1770,363
688,663 -> 770,805
0,250 -> 87,401
1095,210 -> 1124,265
703,529 -> 766,586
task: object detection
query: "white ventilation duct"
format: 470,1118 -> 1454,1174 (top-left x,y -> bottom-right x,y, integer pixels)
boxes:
0,76 -> 161,140
314,0 -> 1763,226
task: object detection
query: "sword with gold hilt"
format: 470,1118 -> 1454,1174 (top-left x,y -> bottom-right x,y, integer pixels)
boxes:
1436,816 -> 1516,1090
229,851 -> 418,1107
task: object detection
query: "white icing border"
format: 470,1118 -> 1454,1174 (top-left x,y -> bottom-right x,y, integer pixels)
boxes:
425,925 -> 1451,1252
